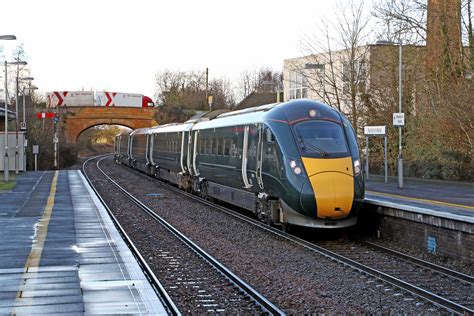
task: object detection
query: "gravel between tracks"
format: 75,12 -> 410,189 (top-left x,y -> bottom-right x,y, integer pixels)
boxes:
95,157 -> 444,314
86,161 -> 264,314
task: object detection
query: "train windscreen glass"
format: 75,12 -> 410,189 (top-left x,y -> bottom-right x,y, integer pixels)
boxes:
294,121 -> 349,157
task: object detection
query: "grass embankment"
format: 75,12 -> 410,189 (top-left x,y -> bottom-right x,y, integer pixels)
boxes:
0,173 -> 16,191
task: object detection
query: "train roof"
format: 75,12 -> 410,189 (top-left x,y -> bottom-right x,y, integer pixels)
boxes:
193,99 -> 342,130
193,103 -> 278,131
149,122 -> 194,134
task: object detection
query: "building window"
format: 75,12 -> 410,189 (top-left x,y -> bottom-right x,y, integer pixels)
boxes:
342,60 -> 366,95
289,71 -> 308,100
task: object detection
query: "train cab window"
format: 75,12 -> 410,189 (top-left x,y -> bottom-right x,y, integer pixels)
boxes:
265,128 -> 274,143
294,121 -> 349,157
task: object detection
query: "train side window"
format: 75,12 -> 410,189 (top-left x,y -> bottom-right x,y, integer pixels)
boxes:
230,141 -> 238,157
208,138 -> 213,155
224,139 -> 231,156
218,138 -> 224,156
213,138 -> 219,155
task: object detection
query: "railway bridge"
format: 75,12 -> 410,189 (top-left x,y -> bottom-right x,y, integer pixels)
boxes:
60,107 -> 157,142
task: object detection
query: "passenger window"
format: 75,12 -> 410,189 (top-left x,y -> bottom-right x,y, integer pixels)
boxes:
218,138 -> 224,156
224,139 -> 231,156
208,139 -> 213,155
213,138 -> 218,155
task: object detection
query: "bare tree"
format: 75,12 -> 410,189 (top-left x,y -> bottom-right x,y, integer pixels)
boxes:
372,0 -> 427,43
154,69 -> 235,123
296,0 -> 372,135
371,0 -> 473,180
237,67 -> 282,101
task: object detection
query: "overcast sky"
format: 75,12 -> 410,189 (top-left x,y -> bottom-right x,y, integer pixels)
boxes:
1,0 -> 359,100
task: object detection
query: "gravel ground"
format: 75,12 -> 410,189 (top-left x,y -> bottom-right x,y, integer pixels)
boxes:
86,161 -> 265,314
93,157 -> 447,314
366,237 -> 473,276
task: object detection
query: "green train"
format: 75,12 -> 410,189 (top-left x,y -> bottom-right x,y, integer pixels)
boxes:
115,99 -> 365,229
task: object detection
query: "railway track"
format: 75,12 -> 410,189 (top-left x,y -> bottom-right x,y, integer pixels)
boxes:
100,155 -> 473,315
316,239 -> 474,314
83,155 -> 284,315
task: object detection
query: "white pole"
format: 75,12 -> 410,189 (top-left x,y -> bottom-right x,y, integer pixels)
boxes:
4,61 -> 9,181
14,67 -> 19,174
398,41 -> 404,189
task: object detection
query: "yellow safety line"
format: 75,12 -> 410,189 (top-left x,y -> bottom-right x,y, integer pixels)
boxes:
12,171 -> 59,314
367,190 -> 474,210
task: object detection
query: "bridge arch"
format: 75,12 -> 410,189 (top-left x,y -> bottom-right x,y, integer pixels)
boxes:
75,122 -> 134,142
61,107 -> 158,142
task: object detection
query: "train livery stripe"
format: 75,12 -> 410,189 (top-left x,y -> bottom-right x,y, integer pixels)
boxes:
302,157 -> 354,219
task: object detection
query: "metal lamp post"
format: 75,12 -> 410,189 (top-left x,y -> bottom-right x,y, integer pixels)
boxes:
397,40 -> 403,189
376,40 -> 404,188
21,78 -> 35,172
12,61 -> 27,174
1,35 -> 17,182
20,77 -> 34,126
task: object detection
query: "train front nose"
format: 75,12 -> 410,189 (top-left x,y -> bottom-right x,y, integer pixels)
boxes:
301,157 -> 354,219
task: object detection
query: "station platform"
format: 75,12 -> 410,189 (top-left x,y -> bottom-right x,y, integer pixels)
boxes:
365,175 -> 474,222
0,170 -> 167,314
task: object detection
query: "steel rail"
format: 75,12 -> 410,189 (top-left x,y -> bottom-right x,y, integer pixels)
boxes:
96,155 -> 285,316
113,158 -> 472,315
82,155 -> 181,316
362,240 -> 474,284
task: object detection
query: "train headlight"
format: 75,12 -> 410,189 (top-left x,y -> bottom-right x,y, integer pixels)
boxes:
289,159 -> 304,175
354,159 -> 361,175
290,160 -> 297,169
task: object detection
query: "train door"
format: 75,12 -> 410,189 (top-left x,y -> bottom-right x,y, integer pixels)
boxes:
256,124 -> 265,190
179,131 -> 186,174
145,132 -> 152,166
242,124 -> 261,190
190,130 -> 199,176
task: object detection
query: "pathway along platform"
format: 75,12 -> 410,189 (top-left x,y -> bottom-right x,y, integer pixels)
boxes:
364,175 -> 473,261
365,175 -> 473,220
0,170 -> 166,314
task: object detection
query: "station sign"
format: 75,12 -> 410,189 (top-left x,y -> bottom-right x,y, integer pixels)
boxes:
393,112 -> 405,127
364,125 -> 386,136
20,122 -> 27,131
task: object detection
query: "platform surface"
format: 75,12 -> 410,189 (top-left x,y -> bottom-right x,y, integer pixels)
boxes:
0,170 -> 167,315
365,175 -> 474,221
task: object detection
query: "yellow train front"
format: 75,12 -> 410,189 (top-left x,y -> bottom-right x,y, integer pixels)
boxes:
262,99 -> 365,228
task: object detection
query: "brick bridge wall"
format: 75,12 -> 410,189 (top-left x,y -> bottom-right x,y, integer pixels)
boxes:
61,107 -> 158,142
